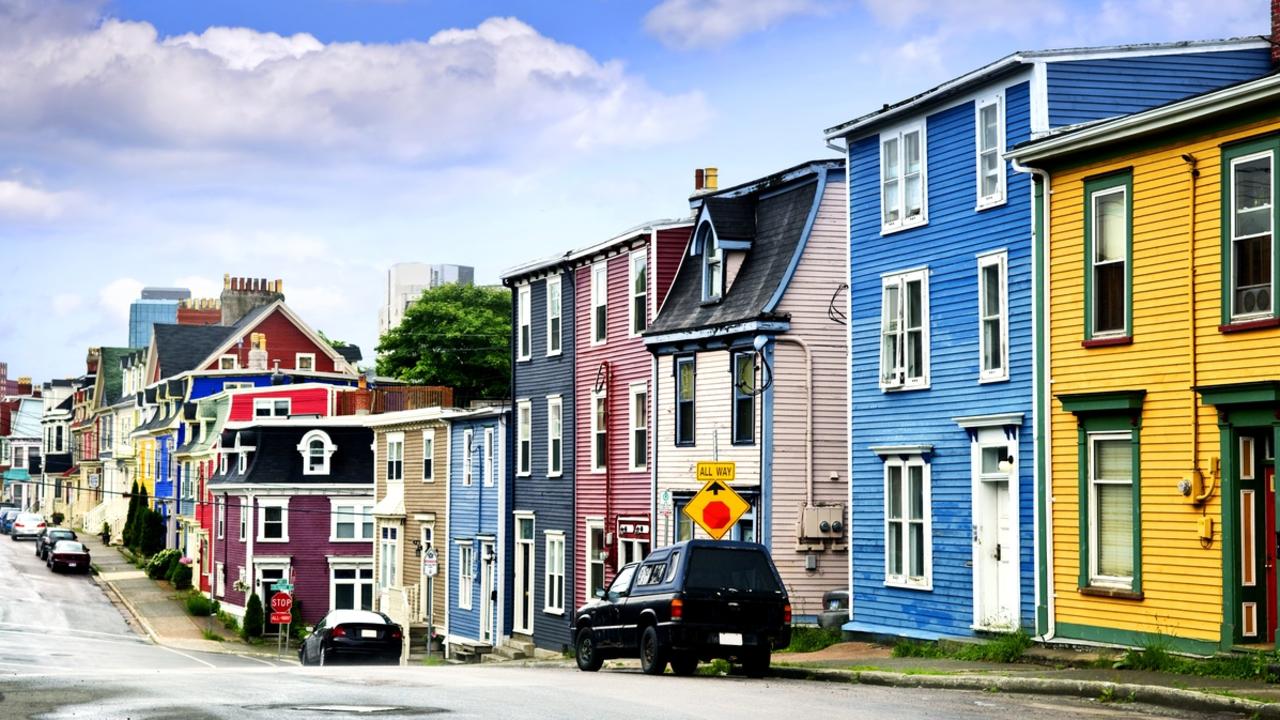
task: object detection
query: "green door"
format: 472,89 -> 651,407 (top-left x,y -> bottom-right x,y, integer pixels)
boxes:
1236,432 -> 1275,644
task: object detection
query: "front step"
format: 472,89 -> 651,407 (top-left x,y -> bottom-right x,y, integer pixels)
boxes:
489,644 -> 526,661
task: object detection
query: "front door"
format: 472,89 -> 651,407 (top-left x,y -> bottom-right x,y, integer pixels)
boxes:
1237,434 -> 1276,643
514,516 -> 534,634
972,435 -> 1019,630
480,541 -> 495,644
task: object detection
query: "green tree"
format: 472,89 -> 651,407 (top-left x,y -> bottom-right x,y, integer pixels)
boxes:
242,593 -> 264,639
128,485 -> 150,553
139,509 -> 165,557
123,481 -> 140,547
317,330 -> 350,348
375,283 -> 511,400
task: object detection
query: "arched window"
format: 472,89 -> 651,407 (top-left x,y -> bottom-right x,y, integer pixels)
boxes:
298,430 -> 336,475
698,221 -> 723,302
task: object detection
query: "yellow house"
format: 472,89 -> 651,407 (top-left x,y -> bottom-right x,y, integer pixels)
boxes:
1012,73 -> 1280,653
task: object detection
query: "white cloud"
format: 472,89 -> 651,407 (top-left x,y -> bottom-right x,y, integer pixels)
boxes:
98,277 -> 144,323
645,0 -> 828,50
0,8 -> 708,167
0,180 -> 68,220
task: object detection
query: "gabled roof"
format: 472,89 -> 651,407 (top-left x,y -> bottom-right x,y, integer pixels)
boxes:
97,347 -> 134,407
195,300 -> 356,375
336,345 -> 363,364
209,424 -> 374,487
500,217 -> 693,282
151,324 -> 236,380
823,37 -> 1269,140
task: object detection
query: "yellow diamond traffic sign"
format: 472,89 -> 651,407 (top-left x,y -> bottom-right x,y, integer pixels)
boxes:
696,461 -> 736,482
683,478 -> 750,540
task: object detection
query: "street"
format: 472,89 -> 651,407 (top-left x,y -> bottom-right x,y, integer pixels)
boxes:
0,536 -> 1231,719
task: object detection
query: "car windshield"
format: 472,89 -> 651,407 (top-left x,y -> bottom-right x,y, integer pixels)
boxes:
53,541 -> 85,552
51,530 -> 74,539
685,548 -> 782,593
17,514 -> 41,523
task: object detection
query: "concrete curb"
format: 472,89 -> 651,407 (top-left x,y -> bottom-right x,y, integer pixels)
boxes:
92,570 -> 163,646
771,666 -> 1280,718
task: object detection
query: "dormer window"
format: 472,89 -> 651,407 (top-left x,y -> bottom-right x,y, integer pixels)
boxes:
218,452 -> 227,475
238,451 -> 248,474
699,223 -> 723,302
299,430 -> 336,475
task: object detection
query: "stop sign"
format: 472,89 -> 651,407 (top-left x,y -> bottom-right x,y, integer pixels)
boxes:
270,592 -> 293,614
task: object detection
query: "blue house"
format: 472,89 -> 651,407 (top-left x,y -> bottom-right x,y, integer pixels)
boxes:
827,38 -> 1272,640
446,407 -> 511,658
501,260 -> 576,654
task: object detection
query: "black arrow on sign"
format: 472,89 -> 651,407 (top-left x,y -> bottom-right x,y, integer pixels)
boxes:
707,481 -> 727,495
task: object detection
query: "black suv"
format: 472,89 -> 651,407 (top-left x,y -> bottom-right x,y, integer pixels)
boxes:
573,540 -> 791,677
35,528 -> 77,561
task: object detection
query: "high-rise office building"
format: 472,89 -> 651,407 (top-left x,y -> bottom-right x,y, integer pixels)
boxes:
377,263 -> 475,337
128,287 -> 191,348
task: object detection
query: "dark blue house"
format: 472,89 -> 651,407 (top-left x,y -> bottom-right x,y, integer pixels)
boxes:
827,38 -> 1272,640
500,259 -> 576,653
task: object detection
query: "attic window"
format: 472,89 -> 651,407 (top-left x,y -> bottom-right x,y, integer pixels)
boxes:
299,430 -> 336,475
219,355 -> 238,370
699,223 -> 723,302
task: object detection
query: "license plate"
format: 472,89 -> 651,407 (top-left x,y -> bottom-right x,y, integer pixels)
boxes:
361,629 -> 378,638
719,632 -> 743,646
67,563 -> 77,568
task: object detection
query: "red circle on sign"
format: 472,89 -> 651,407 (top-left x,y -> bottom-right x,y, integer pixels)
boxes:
271,592 -> 293,613
703,501 -> 731,530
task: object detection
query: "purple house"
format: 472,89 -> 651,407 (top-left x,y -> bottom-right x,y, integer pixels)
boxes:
208,422 -> 374,627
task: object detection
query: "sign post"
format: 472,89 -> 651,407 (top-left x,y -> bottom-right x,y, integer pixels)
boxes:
422,548 -> 438,659
270,590 -> 293,657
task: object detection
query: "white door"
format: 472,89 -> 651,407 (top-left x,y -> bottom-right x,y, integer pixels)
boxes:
514,516 -> 534,634
972,434 -> 1019,630
480,541 -> 495,643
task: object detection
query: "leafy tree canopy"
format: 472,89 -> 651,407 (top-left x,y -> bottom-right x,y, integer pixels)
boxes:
316,330 -> 349,349
375,283 -> 511,400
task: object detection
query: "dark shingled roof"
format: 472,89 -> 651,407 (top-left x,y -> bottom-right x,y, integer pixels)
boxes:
702,196 -> 756,242
209,425 -> 374,487
337,345 -> 362,364
646,177 -> 819,337
97,348 -> 134,406
153,324 -> 236,379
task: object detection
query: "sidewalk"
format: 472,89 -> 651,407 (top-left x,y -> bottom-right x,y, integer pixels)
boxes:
84,534 -> 293,661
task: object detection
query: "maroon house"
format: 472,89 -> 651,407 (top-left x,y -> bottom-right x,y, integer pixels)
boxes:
208,422 -> 374,628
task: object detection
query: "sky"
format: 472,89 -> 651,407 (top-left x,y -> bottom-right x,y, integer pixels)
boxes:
0,0 -> 1270,380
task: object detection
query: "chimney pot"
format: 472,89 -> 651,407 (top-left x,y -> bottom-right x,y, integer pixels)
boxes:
706,167 -> 718,191
1272,0 -> 1279,65
695,168 -> 705,191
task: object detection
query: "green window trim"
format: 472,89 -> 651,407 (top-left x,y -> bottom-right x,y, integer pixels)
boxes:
1220,135 -> 1280,327
1082,169 -> 1134,342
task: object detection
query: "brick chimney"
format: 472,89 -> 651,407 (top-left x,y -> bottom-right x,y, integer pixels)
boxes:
692,167 -> 720,196
1272,0 -> 1280,65
220,274 -> 285,325
16,377 -> 32,396
353,375 -> 372,415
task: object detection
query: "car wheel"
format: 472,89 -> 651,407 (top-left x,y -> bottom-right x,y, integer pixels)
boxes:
742,648 -> 771,678
298,648 -> 308,666
575,628 -> 603,672
639,626 -> 668,676
670,654 -> 698,676
320,647 -> 328,667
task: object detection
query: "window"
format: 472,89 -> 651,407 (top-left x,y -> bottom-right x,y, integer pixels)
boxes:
219,355 -> 238,370
1084,172 -> 1132,339
386,432 -> 404,482
483,428 -> 495,487
637,561 -> 667,586
300,430 -> 335,475
216,499 -> 225,539
546,276 -> 562,356
881,123 -> 927,231
332,565 -> 374,611
547,396 -> 563,477
219,451 -> 228,475
586,521 -> 605,602
517,400 -> 532,477
223,381 -> 253,391
422,429 -> 435,481
975,94 -> 1005,208
630,250 -> 648,335
700,224 -> 723,302
517,285 -> 532,361
215,562 -> 225,597
629,383 -> 647,471
732,352 -> 755,445
332,500 -> 374,541
55,425 -> 63,453
237,450 -> 247,474
379,525 -> 399,589
591,262 -> 607,345
463,429 -> 474,486
254,398 -> 290,418
1224,139 -> 1277,323
591,390 -> 607,472
545,532 -> 565,613
978,251 -> 1009,382
884,456 -> 931,589
618,536 -> 649,569
258,498 -> 288,542
459,543 -> 474,610
675,356 -> 695,446
238,498 -> 247,541
1087,432 -> 1140,591
880,268 -> 930,390
295,353 -> 315,371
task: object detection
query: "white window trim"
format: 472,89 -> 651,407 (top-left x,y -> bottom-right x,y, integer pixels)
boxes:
628,249 -> 648,338
701,222 -> 723,303
422,428 -> 436,482
458,541 -> 474,611
585,518 -> 605,604
544,530 -> 565,615
219,355 -> 238,370
974,92 -> 1006,210
1087,431 -> 1136,590
386,431 -> 405,483
216,499 -> 225,539
218,452 -> 228,475
1089,184 -> 1131,337
483,427 -> 495,487
328,559 -> 374,612
329,497 -> 375,542
880,120 -> 929,234
628,382 -> 647,472
237,451 -> 247,474
462,429 -> 474,487
298,429 -> 336,475
977,250 -> 1010,384
517,285 -> 532,362
295,353 -> 316,371
379,524 -> 401,590
1229,150 -> 1275,321
591,389 -> 607,474
517,400 -> 532,477
546,276 -> 563,357
879,267 -> 931,391
883,455 -> 933,590
253,397 -> 291,418
215,561 -> 225,597
256,497 -> 290,543
547,395 -> 563,478
591,261 -> 608,346
238,497 -> 247,541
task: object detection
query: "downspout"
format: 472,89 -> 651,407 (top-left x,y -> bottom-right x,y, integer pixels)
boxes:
1011,157 -> 1055,642
776,337 -> 814,507
1183,154 -> 1213,504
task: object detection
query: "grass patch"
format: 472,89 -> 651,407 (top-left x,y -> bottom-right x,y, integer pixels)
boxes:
420,654 -> 446,667
781,626 -> 843,654
216,609 -> 240,635
201,629 -> 225,642
184,592 -> 216,617
891,633 -> 1032,664
696,659 -> 731,676
1113,641 -> 1280,682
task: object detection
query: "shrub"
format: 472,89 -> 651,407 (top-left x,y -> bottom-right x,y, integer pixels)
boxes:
169,562 -> 193,590
122,482 -> 140,548
290,599 -> 306,640
139,509 -> 165,557
782,626 -> 843,653
242,593 -> 264,639
146,549 -> 180,579
185,593 -> 215,616
50,512 -> 65,526
217,609 -> 240,634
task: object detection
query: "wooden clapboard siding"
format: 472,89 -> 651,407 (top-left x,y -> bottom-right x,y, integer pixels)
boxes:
447,412 -> 506,644
1045,112 -> 1280,645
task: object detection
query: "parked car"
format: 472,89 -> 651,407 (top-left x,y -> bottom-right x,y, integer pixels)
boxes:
298,610 -> 403,666
10,513 -> 46,540
818,589 -> 849,629
47,540 -> 90,573
0,508 -> 20,534
573,540 -> 791,677
35,528 -> 78,561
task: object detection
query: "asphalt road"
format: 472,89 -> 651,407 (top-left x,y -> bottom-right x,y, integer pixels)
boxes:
0,534 -> 1235,719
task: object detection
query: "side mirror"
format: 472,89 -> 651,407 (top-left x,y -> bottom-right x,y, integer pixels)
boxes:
594,589 -> 606,600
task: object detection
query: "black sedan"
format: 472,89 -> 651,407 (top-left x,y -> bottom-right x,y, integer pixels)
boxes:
47,540 -> 90,573
35,528 -> 77,561
299,610 -> 402,666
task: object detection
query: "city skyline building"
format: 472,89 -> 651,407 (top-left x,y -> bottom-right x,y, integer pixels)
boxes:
377,262 -> 475,338
128,287 -> 192,349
